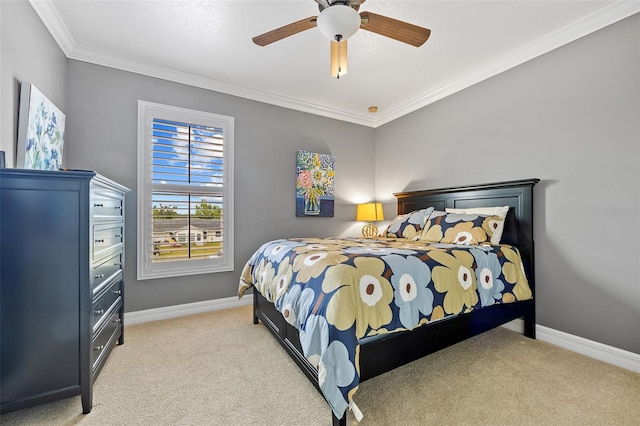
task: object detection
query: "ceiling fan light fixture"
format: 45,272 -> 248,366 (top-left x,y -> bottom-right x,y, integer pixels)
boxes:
317,5 -> 361,42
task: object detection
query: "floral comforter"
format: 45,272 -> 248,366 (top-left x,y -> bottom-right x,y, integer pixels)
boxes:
238,237 -> 532,419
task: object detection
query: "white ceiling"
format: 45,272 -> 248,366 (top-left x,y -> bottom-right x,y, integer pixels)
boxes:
31,0 -> 639,127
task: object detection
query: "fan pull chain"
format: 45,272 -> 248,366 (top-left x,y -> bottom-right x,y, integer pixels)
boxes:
335,35 -> 342,79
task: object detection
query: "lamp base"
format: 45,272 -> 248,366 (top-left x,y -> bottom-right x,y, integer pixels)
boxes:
361,222 -> 378,238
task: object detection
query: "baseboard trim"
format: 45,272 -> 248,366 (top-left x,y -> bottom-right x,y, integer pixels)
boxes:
502,319 -> 640,373
126,302 -> 639,373
124,296 -> 252,325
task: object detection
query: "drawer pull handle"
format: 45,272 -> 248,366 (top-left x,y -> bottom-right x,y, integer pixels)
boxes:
94,345 -> 104,351
115,206 -> 122,210
114,262 -> 122,266
94,309 -> 105,315
94,274 -> 104,279
94,203 -> 104,207
95,239 -> 104,243
115,234 -> 122,238
112,290 -> 122,295
114,318 -> 122,323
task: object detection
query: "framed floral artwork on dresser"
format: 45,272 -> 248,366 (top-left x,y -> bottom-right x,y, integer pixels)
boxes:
16,81 -> 66,170
296,150 -> 335,217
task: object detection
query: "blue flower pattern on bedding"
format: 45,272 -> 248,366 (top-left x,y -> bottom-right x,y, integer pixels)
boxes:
471,248 -> 506,307
382,254 -> 434,329
239,237 -> 532,419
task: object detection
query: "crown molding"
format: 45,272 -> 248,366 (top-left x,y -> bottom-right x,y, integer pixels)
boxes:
29,0 -> 639,128
28,0 -> 75,55
375,2 -> 640,127
68,45 -> 378,127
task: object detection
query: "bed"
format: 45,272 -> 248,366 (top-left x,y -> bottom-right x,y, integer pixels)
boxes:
238,178 -> 539,425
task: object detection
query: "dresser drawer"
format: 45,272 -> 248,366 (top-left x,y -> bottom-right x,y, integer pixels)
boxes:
92,280 -> 122,333
92,251 -> 122,294
92,223 -> 123,263
92,305 -> 122,374
91,185 -> 124,221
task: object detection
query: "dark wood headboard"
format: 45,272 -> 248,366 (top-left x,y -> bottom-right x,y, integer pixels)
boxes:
394,178 -> 540,291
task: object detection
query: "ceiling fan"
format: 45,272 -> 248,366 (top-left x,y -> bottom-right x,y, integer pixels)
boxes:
252,0 -> 431,78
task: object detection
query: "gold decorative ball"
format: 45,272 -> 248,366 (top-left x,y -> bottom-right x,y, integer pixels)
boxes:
362,223 -> 378,238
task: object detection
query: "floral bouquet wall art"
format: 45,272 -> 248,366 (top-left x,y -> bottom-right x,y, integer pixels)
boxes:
17,82 -> 65,170
296,150 -> 335,217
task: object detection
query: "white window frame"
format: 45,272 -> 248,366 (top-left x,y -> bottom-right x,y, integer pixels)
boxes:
137,100 -> 234,280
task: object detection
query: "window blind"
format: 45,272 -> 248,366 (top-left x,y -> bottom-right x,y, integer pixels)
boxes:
150,119 -> 225,263
137,100 -> 234,280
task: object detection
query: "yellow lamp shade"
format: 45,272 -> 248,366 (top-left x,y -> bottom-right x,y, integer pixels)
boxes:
356,203 -> 384,237
356,203 -> 384,222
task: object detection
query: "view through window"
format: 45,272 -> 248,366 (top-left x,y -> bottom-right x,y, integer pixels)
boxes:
151,119 -> 224,262
137,101 -> 234,280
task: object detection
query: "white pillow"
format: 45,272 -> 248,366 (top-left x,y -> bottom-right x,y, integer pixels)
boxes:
445,206 -> 509,219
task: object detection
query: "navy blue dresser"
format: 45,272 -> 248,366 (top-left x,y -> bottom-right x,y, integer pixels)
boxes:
0,169 -> 129,414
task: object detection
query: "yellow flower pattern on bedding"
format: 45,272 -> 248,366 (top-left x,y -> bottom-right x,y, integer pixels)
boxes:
443,221 -> 487,245
421,211 -> 505,245
323,257 -> 394,338
293,250 -> 349,283
238,237 -> 533,420
501,245 -> 532,300
482,215 -> 505,244
430,250 -> 479,314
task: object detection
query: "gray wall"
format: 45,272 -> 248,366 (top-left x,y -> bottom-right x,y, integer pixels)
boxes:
65,60 -> 375,312
374,14 -> 640,354
0,1 -> 68,167
2,1 -> 638,355
1,1 -> 375,314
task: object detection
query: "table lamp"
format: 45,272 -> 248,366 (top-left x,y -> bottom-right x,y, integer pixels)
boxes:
356,202 -> 384,237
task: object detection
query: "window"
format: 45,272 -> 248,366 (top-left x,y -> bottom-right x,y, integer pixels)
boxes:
137,101 -> 234,280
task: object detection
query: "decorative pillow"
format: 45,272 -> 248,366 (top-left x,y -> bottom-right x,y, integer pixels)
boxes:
420,211 -> 504,245
383,207 -> 434,239
445,206 -> 508,244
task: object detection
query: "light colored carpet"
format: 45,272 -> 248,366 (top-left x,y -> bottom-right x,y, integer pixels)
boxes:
1,304 -> 639,426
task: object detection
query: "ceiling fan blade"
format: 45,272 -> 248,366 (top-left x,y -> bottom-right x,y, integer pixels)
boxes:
351,0 -> 366,12
252,16 -> 318,46
359,11 -> 431,47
